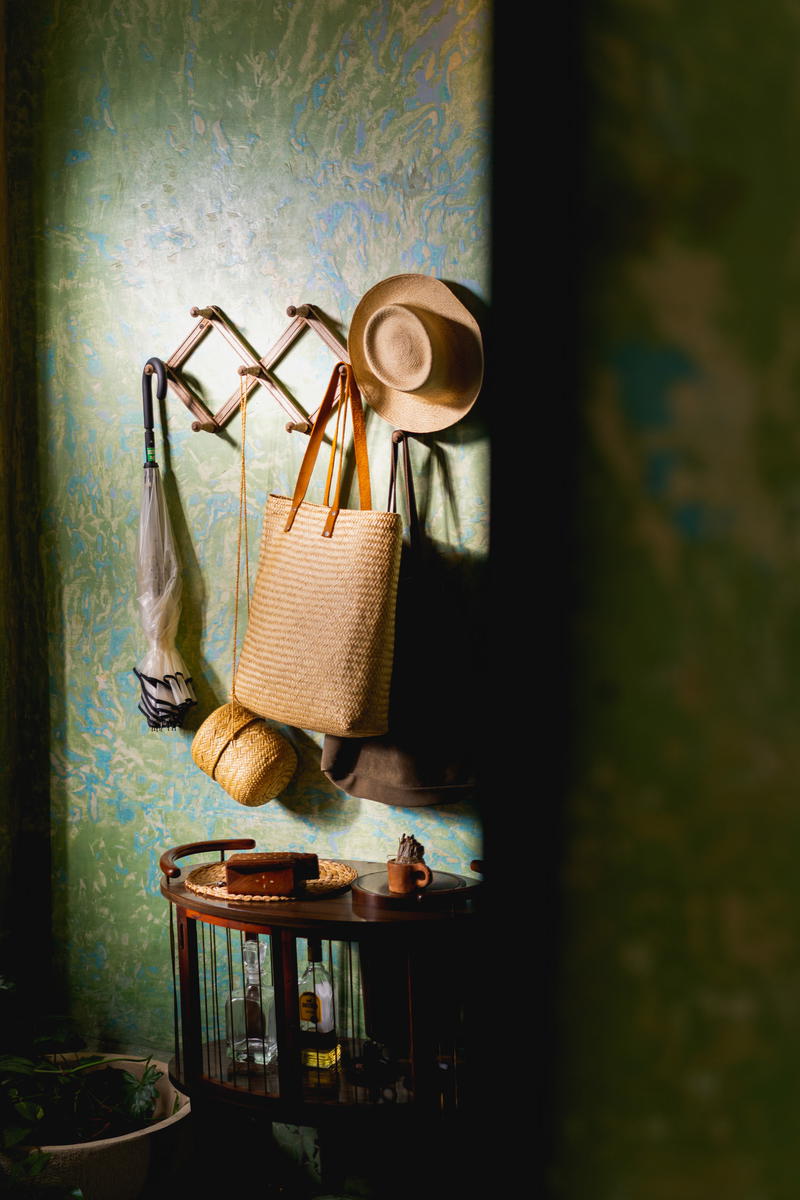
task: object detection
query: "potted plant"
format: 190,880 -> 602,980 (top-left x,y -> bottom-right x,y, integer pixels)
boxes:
0,981 -> 190,1199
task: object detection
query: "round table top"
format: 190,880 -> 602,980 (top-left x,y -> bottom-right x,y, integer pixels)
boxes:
160,857 -> 481,934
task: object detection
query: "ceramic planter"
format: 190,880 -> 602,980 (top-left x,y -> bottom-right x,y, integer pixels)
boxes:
8,1054 -> 190,1200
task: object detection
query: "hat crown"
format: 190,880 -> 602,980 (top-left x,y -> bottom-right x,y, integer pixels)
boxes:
363,304 -> 433,394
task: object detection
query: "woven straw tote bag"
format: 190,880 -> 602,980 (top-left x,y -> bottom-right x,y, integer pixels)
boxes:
191,381 -> 297,805
234,361 -> 403,737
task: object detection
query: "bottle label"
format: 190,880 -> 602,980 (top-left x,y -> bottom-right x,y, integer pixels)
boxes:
299,991 -> 321,1023
300,1043 -> 342,1070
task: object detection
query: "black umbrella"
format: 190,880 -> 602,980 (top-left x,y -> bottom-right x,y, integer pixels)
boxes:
132,357 -> 197,730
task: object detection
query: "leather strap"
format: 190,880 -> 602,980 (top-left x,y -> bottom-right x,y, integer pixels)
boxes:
231,372 -> 250,700
284,361 -> 372,535
387,431 -> 419,548
322,378 -> 347,509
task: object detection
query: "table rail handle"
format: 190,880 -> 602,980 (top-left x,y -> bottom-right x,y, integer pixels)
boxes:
159,838 -> 256,879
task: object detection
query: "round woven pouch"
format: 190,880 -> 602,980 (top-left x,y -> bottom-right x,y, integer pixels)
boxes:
191,700 -> 297,807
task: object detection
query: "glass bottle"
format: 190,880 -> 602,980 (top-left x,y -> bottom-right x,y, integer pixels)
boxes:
298,937 -> 341,1070
225,937 -> 277,1066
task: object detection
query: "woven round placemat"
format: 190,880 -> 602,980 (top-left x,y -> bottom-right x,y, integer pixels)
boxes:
184,859 -> 357,901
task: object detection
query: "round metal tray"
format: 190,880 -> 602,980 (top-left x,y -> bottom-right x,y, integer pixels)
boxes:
351,869 -> 479,914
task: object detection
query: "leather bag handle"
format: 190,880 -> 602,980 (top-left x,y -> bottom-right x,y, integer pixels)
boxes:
284,362 -> 371,536
387,431 -> 420,548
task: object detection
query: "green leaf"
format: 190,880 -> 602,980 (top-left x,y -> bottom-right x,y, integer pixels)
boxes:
1,1123 -> 32,1149
121,1060 -> 162,1120
20,1148 -> 51,1177
13,1099 -> 44,1121
0,1054 -> 37,1075
63,1053 -> 107,1070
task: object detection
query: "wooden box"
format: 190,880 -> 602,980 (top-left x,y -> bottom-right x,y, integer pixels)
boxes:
224,852 -> 319,896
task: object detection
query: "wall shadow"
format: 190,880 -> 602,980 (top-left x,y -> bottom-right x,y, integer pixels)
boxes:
1,0 -> 54,1016
486,4 -> 587,1188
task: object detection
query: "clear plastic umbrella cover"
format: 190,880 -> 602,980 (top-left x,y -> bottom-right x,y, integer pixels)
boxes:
133,358 -> 197,730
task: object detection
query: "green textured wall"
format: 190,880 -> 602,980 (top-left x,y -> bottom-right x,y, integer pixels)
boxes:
8,0 -> 489,1054
550,3 -> 800,1198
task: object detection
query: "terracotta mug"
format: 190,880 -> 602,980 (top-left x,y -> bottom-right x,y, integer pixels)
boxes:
386,857 -> 433,895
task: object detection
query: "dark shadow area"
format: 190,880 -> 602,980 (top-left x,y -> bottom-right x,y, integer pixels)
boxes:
1,1 -> 54,1012
434,283 -> 489,446
165,1099 -> 491,1200
486,4 -> 587,1193
320,538 -> 486,810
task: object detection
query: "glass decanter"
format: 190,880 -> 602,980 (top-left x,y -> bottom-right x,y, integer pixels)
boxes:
225,937 -> 277,1066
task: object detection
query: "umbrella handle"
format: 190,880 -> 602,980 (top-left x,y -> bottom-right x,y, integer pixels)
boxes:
142,357 -> 168,464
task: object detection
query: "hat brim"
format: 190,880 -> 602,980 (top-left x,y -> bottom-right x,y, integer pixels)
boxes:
348,274 -> 484,433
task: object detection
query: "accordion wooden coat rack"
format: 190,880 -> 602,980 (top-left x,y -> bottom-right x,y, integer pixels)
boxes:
144,303 -> 349,436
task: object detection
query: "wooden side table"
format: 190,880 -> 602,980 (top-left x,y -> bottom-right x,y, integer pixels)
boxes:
159,839 -> 481,1132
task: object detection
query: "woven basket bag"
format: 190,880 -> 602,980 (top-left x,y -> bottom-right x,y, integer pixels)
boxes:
234,362 -> 403,738
191,699 -> 297,806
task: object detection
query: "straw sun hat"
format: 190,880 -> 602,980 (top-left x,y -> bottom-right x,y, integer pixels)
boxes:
347,274 -> 484,433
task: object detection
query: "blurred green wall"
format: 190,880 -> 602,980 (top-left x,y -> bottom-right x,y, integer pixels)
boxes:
2,0 -> 489,1054
549,3 -> 800,1197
